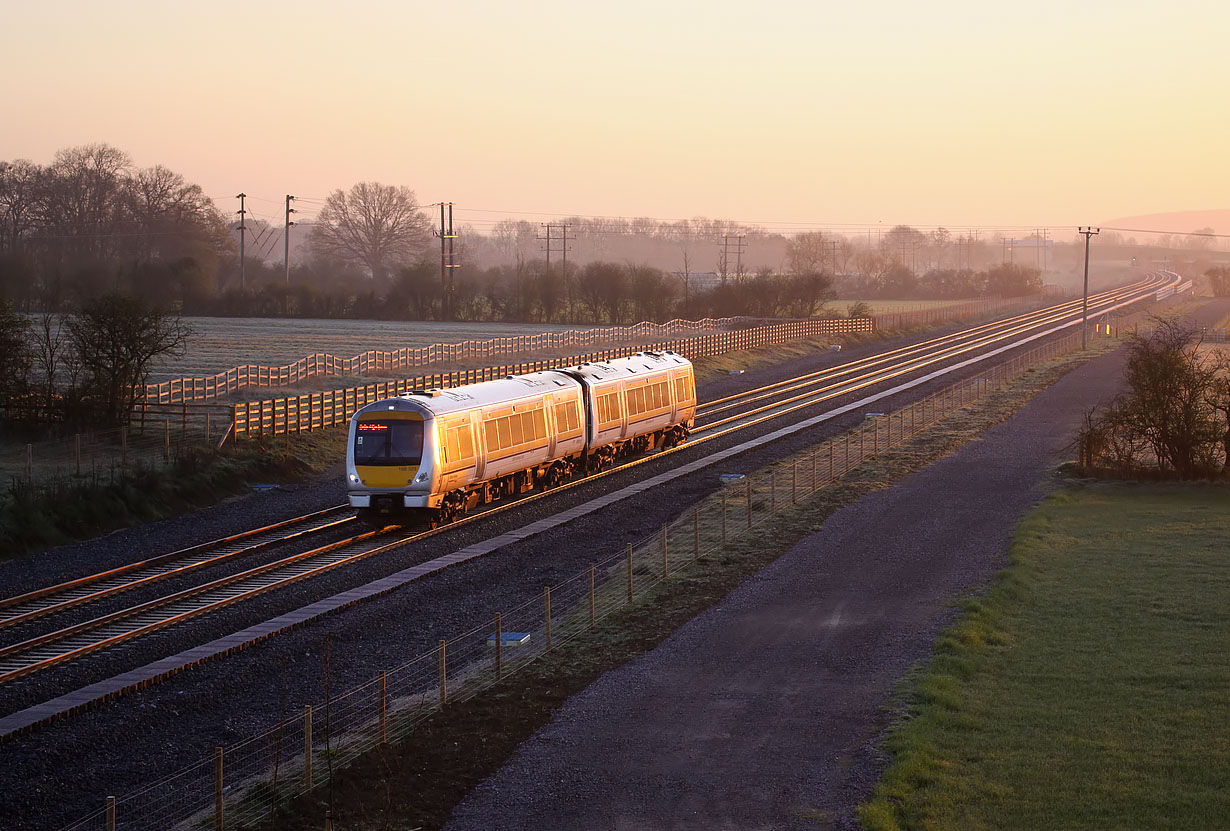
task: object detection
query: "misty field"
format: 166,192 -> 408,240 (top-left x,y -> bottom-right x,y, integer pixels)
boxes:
143,301 -> 969,382
146,318 -> 608,381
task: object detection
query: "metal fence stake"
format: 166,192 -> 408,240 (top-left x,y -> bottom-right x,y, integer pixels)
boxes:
75,433 -> 81,476
746,478 -> 753,528
215,746 -> 224,831
163,420 -> 170,461
438,640 -> 448,706
661,524 -> 669,578
721,492 -> 727,543
693,507 -> 700,559
106,797 -> 116,831
304,706 -> 313,791
26,443 -> 32,484
792,460 -> 797,504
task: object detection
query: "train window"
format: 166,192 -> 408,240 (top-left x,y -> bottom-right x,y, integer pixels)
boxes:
354,420 -> 423,466
498,417 -> 513,448
444,424 -> 475,464
485,420 -> 499,450
555,400 -> 580,432
675,375 -> 693,403
596,391 -> 621,423
626,387 -> 645,416
509,414 -> 525,445
530,409 -> 547,440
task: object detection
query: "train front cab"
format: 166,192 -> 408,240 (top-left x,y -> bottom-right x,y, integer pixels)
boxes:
347,399 -> 438,522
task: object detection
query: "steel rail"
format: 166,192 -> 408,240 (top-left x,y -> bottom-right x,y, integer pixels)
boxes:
695,278 -> 1158,418
695,278 -> 1155,414
693,277 -> 1162,432
0,274 -> 1174,685
0,507 -> 354,630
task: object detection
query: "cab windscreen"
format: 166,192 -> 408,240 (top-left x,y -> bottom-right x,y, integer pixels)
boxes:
354,420 -> 424,466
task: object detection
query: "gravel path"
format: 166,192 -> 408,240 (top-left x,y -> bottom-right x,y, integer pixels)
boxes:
0,293 -> 1187,830
444,347 -> 1132,831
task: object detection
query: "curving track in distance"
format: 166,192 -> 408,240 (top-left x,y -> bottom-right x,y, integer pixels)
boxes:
0,272 -> 1174,689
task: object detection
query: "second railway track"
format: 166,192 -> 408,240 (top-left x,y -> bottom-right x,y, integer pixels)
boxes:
0,273 -> 1173,694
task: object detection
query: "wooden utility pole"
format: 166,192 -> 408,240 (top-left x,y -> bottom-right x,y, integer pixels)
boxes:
283,194 -> 296,284
1079,227 -> 1100,349
236,193 -> 247,290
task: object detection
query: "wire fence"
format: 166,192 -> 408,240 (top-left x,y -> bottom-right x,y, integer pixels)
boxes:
0,415 -> 229,507
58,327 -> 1089,831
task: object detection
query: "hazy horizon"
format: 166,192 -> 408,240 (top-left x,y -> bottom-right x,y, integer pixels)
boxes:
4,1 -> 1228,232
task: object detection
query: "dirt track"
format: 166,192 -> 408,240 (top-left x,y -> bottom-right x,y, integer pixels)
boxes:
445,347 -> 1132,830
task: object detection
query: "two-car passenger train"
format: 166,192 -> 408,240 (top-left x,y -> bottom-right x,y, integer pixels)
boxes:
346,351 -> 696,525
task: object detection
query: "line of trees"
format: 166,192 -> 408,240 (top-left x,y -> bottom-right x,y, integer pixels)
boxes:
0,294 -> 190,427
1,144 -> 1064,321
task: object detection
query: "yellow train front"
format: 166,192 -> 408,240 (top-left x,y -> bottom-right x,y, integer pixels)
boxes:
346,352 -> 696,525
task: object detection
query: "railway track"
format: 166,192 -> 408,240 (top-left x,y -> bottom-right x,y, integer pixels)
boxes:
0,273 -> 1173,689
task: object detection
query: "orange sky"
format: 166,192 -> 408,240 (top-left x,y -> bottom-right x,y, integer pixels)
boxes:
4,0 -> 1227,233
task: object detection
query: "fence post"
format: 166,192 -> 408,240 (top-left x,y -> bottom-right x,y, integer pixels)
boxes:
304,706 -> 313,790
378,671 -> 388,745
828,442 -> 834,481
792,460 -> 797,504
746,478 -> 753,528
721,492 -> 727,544
627,544 -> 634,602
438,640 -> 448,706
163,420 -> 170,461
495,613 -> 503,680
75,433 -> 81,476
661,524 -> 669,578
106,797 -> 116,831
588,564 -> 596,626
544,587 -> 552,650
215,746 -> 224,831
693,507 -> 700,559
26,443 -> 32,484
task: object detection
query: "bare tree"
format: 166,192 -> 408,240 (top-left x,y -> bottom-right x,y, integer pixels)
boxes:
67,292 -> 192,425
311,182 -> 431,281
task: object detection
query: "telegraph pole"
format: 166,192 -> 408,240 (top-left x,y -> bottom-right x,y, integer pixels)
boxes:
236,193 -> 247,290
284,195 -> 296,284
1079,227 -> 1099,349
436,202 -> 459,320
719,235 -> 745,281
538,223 -> 571,273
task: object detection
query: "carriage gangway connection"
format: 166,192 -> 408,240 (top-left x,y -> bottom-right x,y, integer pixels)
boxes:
0,272 -> 1178,734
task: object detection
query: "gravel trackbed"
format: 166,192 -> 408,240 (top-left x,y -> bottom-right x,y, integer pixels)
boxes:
445,348 -> 1129,831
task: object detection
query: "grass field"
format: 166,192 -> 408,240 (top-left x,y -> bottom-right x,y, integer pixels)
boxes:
861,482 -> 1230,830
147,318 -> 608,381
151,303 -> 987,382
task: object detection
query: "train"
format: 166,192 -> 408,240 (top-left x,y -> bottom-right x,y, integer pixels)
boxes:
346,351 -> 697,525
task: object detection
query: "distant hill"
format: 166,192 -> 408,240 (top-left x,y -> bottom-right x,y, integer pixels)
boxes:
1100,209 -> 1230,236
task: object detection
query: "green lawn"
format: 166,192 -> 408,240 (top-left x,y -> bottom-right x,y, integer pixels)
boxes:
862,482 -> 1230,831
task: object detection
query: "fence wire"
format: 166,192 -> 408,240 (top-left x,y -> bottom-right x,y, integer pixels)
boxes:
61,329 -> 1091,831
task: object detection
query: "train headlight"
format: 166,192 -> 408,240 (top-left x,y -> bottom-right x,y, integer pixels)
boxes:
348,473 -> 360,484
414,471 -> 429,483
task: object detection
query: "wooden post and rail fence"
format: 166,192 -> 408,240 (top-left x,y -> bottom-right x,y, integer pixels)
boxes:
74,328 -> 1086,831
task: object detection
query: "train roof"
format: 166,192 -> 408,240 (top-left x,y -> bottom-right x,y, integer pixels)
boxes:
561,351 -> 692,384
355,368 -> 582,420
